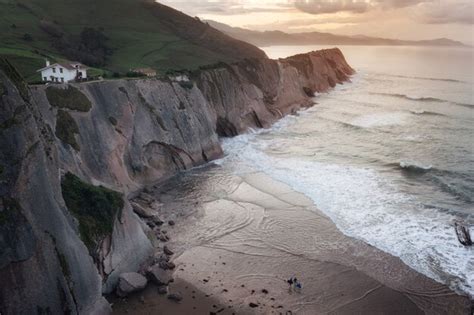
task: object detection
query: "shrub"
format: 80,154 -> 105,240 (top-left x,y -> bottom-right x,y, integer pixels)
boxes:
0,58 -> 29,101
0,198 -> 23,226
50,27 -> 112,68
22,33 -> 33,41
46,85 -> 91,112
125,71 -> 146,78
55,110 -> 80,150
39,19 -> 64,38
61,172 -> 124,253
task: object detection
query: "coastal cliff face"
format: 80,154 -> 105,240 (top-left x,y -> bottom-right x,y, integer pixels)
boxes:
0,48 -> 353,314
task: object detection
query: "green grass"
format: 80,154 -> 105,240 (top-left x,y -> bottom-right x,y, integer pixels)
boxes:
0,57 -> 29,100
46,85 -> 91,112
55,109 -> 80,150
0,0 -> 265,81
61,172 -> 124,253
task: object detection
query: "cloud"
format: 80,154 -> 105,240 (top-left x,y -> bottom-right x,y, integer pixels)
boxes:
415,1 -> 474,24
159,0 -> 291,16
160,0 -> 474,25
244,14 -> 371,31
292,0 -> 371,14
290,0 -> 473,24
291,0 -> 428,15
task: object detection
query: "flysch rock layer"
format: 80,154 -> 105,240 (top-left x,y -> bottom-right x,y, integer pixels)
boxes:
0,48 -> 353,314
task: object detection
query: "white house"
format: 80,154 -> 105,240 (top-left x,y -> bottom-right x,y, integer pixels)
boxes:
37,60 -> 87,83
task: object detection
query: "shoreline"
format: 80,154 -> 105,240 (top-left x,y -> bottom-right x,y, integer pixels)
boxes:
111,165 -> 471,314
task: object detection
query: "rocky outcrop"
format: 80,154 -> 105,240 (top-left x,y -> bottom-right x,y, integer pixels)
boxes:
195,49 -> 353,135
116,273 -> 148,297
0,48 -> 353,314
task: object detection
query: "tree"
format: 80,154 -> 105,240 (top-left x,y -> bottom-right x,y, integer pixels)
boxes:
50,27 -> 112,67
22,33 -> 33,41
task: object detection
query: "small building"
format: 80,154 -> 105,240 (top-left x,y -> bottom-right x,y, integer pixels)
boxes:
37,60 -> 87,83
131,67 -> 156,77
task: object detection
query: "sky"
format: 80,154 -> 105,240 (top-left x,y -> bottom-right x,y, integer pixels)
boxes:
159,0 -> 474,44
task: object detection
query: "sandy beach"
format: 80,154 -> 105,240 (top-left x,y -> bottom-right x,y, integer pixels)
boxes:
111,165 -> 471,314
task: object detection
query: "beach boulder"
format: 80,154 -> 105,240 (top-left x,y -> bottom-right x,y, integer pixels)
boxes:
159,260 -> 176,270
163,246 -> 174,256
167,292 -> 183,302
147,265 -> 173,285
116,273 -> 148,297
131,202 -> 155,218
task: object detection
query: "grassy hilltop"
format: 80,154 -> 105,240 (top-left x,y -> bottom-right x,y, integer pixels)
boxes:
0,0 -> 266,81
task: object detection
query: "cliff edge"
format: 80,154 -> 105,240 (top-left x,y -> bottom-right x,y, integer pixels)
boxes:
0,48 -> 353,314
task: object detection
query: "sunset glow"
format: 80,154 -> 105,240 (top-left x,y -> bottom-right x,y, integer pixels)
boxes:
160,0 -> 474,44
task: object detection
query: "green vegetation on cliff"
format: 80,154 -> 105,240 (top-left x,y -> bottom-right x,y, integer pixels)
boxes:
0,58 -> 29,100
0,0 -> 266,81
0,198 -> 20,225
55,110 -> 80,150
46,86 -> 91,112
61,172 -> 124,253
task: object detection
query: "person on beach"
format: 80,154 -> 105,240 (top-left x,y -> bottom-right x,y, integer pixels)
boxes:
295,281 -> 302,291
291,278 -> 302,292
287,277 -> 294,289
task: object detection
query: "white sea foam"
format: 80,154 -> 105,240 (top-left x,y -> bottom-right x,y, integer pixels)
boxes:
399,160 -> 433,172
351,112 -> 411,128
219,134 -> 474,298
250,43 -> 474,299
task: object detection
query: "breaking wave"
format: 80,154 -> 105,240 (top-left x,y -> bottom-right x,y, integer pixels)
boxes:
372,93 -> 474,108
219,134 -> 474,298
398,160 -> 433,173
383,74 -> 468,84
409,109 -> 446,116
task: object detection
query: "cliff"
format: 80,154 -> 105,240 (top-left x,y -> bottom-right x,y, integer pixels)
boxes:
0,48 -> 353,314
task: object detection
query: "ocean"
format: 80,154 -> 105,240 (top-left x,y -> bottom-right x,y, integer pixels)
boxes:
216,45 -> 474,297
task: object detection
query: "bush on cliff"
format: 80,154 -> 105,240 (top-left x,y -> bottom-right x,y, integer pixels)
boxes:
46,85 -> 91,112
61,172 -> 124,255
55,110 -> 80,151
0,58 -> 29,101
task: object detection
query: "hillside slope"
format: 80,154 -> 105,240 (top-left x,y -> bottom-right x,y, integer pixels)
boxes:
0,0 -> 266,81
206,20 -> 467,48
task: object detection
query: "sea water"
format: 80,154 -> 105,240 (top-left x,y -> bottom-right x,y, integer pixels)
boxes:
217,45 -> 474,297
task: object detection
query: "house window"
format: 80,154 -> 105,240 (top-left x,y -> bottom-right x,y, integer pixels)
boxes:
43,76 -> 47,81
52,67 -> 56,73
60,68 -> 63,73
61,78 -> 64,83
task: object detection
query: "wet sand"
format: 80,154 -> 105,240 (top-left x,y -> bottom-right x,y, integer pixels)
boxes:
112,165 -> 471,314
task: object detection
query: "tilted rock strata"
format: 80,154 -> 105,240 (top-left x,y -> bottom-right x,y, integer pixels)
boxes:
0,48 -> 353,314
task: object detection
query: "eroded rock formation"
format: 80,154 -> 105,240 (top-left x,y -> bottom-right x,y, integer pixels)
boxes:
0,48 -> 353,314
